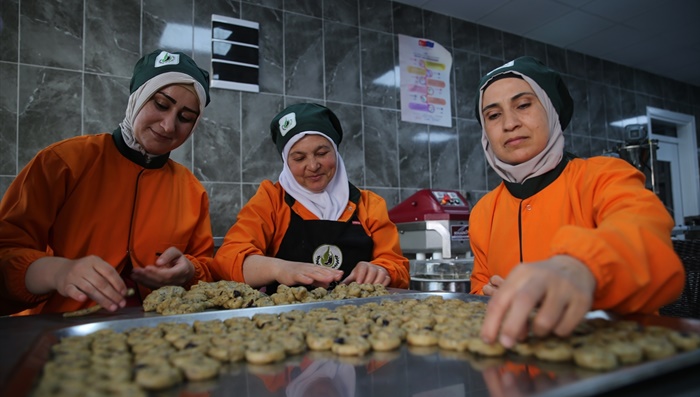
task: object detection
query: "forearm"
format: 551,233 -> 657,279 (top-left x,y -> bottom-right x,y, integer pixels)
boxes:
25,256 -> 70,294
241,255 -> 281,288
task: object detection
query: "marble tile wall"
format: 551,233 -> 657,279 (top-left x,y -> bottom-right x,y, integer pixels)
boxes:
2,0 -> 700,237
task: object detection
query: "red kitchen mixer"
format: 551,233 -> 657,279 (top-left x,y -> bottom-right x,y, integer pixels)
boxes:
388,189 -> 473,292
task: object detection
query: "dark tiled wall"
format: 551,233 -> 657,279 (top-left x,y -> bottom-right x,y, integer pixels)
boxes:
1,0 -> 699,237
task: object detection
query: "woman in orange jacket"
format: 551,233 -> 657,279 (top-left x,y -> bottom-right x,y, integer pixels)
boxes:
212,103 -> 409,292
0,49 -> 214,315
469,56 -> 684,348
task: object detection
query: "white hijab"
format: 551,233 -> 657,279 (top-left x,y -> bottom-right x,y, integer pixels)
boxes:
119,72 -> 207,159
278,131 -> 350,220
479,73 -> 564,184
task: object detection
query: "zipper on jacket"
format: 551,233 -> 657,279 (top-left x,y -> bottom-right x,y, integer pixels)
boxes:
518,200 -> 523,263
124,169 -> 146,303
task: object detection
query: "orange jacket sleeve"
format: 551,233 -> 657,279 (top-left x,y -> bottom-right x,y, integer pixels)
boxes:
469,157 -> 684,314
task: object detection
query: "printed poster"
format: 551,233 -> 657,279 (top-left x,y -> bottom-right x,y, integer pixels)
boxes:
398,34 -> 453,127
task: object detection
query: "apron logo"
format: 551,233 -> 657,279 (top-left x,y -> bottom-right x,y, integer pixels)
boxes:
313,245 -> 342,269
279,112 -> 296,136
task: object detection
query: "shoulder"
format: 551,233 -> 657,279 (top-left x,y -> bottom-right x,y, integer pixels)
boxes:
568,155 -> 635,171
357,188 -> 391,209
565,156 -> 641,180
45,133 -> 112,157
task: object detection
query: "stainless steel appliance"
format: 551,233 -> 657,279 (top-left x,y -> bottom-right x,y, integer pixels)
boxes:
388,189 -> 472,292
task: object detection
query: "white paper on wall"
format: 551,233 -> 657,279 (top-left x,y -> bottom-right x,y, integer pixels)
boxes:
398,34 -> 453,127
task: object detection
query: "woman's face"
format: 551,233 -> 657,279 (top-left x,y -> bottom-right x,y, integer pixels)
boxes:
133,84 -> 200,155
481,77 -> 550,165
287,134 -> 337,193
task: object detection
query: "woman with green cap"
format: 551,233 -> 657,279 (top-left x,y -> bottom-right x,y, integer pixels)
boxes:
0,49 -> 215,315
469,56 -> 684,348
212,103 -> 409,292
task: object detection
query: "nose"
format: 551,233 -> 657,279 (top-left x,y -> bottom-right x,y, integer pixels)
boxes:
160,114 -> 176,134
309,158 -> 321,171
502,109 -> 521,131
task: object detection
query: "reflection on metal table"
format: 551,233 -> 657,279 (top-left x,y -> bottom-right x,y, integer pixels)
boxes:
2,291 -> 700,397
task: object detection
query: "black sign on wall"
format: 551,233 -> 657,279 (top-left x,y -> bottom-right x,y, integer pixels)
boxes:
211,15 -> 260,93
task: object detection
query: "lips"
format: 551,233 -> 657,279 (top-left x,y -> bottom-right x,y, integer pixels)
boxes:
505,136 -> 527,146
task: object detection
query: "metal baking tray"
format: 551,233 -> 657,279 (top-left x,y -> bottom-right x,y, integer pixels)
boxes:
8,292 -> 700,397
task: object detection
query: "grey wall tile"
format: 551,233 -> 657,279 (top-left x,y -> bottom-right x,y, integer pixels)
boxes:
20,0 -> 83,69
194,88 -> 242,182
478,25 -> 503,60
453,50 -> 480,121
18,66 -> 82,168
83,73 -> 130,135
142,0 -> 194,55
358,0 -> 392,33
85,0 -> 140,76
364,106 -> 398,187
0,63 -> 17,175
360,29 -> 396,108
458,118 -> 486,194
242,3 -> 283,95
324,22 -> 361,104
205,182 -> 242,237
285,0 -> 322,18
330,102 -> 365,186
392,2 -> 423,38
241,92 -> 283,182
451,18 -> 478,53
0,0 -> 19,63
429,124 -> 460,190
397,118 -> 429,188
284,12 -> 323,99
323,0 -> 358,26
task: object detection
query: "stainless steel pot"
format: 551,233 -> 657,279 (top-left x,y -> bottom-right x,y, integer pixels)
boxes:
410,274 -> 470,292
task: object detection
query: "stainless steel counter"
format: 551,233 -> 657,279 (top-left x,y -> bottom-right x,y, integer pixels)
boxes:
2,292 -> 700,397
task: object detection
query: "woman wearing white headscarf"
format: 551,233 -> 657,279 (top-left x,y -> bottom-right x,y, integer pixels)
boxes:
469,56 -> 684,348
0,49 -> 214,315
212,103 -> 409,292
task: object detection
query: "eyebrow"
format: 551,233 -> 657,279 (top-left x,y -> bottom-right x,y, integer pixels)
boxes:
290,144 -> 332,156
156,91 -> 200,115
481,91 -> 535,114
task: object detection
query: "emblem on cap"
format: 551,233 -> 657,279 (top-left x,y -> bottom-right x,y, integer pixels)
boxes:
154,51 -> 180,68
313,245 -> 342,269
279,112 -> 297,136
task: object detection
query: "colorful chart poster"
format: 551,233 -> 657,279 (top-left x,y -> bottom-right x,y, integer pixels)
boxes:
398,34 -> 453,127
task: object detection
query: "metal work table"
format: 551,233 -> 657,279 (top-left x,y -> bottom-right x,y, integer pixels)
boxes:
2,292 -> 700,397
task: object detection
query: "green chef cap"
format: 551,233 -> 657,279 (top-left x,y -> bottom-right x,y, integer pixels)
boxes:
475,56 -> 573,130
270,103 -> 343,155
130,49 -> 211,106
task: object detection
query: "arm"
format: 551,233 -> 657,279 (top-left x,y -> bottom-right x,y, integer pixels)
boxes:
551,158 -> 684,313
351,191 -> 410,288
210,181 -> 342,287
242,255 -> 342,288
479,159 -> 684,346
131,185 -> 215,288
0,147 -> 128,314
25,256 -> 128,312
469,195 -> 496,295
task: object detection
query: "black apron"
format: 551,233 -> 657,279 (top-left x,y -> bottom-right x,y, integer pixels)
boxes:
266,183 -> 374,293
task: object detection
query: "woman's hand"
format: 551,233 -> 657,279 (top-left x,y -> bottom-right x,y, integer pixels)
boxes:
130,246 -> 195,289
480,255 -> 596,348
483,274 -> 505,296
342,261 -> 391,286
273,261 -> 344,288
26,255 -> 128,312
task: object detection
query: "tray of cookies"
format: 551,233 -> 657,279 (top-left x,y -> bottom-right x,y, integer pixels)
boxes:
11,289 -> 700,397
